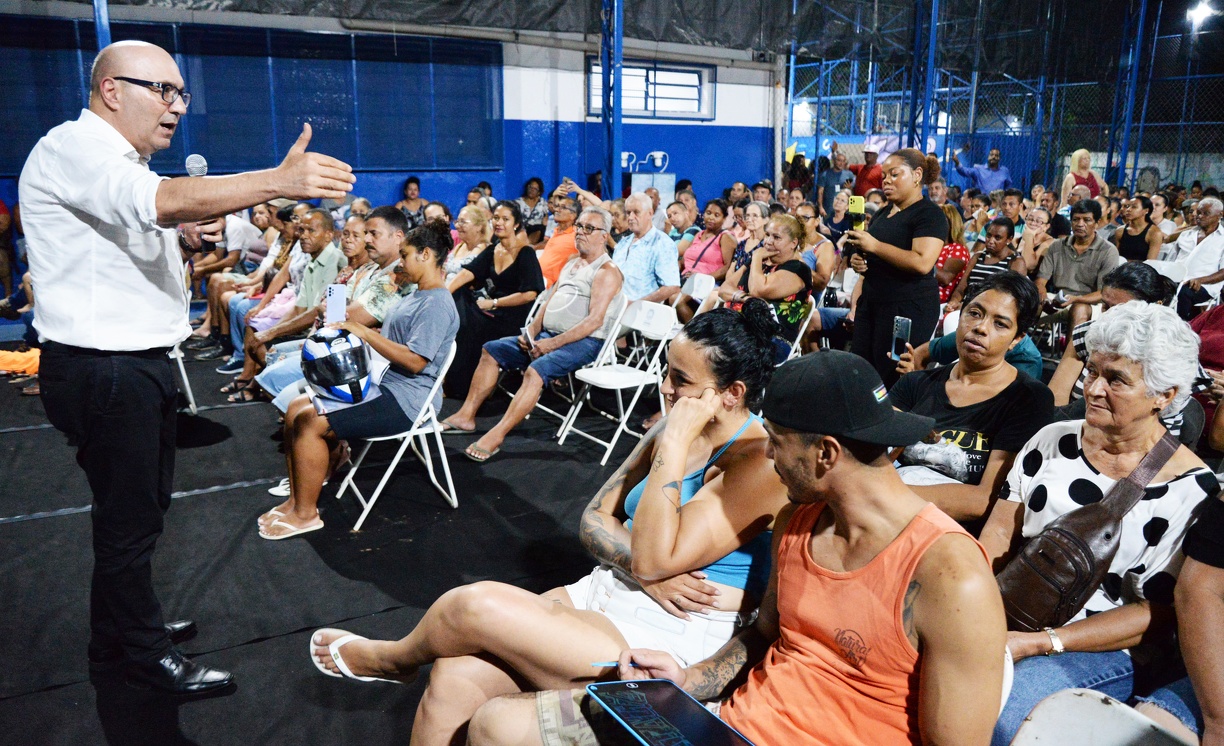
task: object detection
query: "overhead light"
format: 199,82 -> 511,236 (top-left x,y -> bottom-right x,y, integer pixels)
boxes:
1188,1 -> 1216,27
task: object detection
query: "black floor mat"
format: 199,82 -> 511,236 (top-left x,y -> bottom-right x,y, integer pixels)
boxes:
0,355 -> 652,743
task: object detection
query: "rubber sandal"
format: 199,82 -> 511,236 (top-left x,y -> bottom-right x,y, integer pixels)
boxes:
463,445 -> 500,463
227,388 -> 261,404
439,418 -> 476,435
310,629 -> 406,684
257,507 -> 286,528
258,517 -> 324,541
219,378 -> 252,394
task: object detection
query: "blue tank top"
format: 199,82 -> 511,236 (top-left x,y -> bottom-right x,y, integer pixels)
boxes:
623,415 -> 772,598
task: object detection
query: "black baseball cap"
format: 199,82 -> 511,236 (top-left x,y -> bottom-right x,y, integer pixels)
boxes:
761,350 -> 933,446
752,179 -> 774,192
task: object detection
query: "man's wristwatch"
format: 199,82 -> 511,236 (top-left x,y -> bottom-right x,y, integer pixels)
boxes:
1043,627 -> 1065,656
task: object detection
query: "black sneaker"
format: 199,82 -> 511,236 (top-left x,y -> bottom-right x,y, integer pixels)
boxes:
215,358 -> 245,375
193,346 -> 230,361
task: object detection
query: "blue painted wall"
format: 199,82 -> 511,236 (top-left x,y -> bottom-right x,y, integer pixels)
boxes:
0,119 -> 771,217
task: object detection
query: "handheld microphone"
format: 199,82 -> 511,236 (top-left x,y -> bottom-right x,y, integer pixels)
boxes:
184,154 -> 226,251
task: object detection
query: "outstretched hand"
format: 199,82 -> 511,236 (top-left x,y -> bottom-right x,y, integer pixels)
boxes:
276,123 -> 356,200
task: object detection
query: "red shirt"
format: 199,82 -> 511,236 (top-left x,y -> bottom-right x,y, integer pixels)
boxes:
849,163 -> 883,197
936,242 -> 970,303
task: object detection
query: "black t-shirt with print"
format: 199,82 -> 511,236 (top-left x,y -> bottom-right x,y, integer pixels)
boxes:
465,244 -> 546,327
733,259 -> 813,342
861,196 -> 948,302
890,364 -> 1055,485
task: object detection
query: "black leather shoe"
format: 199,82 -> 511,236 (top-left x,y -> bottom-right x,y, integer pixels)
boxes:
89,621 -> 199,673
126,650 -> 234,695
192,345 -> 229,361
165,619 -> 198,645
182,335 -> 217,351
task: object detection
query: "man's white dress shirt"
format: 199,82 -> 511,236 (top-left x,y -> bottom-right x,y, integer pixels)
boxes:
1177,226 -> 1224,298
20,109 -> 190,351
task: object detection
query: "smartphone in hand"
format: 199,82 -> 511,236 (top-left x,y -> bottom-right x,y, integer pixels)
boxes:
887,316 -> 912,361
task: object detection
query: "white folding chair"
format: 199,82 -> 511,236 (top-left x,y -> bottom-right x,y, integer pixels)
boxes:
672,273 -> 716,308
1145,259 -> 1187,284
532,297 -> 629,423
1012,689 -> 1195,745
334,342 -> 459,530
784,295 -> 818,361
556,301 -> 678,465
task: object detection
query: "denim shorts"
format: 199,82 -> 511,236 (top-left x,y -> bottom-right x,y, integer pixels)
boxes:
483,332 -> 603,388
1135,676 -> 1203,736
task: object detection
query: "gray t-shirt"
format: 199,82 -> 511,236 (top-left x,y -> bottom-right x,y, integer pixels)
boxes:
379,287 -> 459,418
1036,235 -> 1119,296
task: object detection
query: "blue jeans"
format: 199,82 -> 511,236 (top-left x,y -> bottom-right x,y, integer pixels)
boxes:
483,332 -> 603,388
1136,676 -> 1203,736
992,650 -> 1134,746
228,294 -> 259,363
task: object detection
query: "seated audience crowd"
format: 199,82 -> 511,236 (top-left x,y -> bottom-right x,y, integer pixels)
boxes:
14,161 -> 1224,745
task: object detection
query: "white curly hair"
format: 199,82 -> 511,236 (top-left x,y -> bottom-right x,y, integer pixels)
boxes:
1084,301 -> 1200,414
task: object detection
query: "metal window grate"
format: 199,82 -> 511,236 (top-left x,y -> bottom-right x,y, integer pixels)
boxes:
588,59 -> 712,120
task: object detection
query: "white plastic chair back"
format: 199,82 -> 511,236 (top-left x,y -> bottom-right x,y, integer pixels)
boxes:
676,273 -> 716,307
1144,259 -> 1187,284
942,309 -> 961,337
842,268 -> 862,295
622,301 -> 679,340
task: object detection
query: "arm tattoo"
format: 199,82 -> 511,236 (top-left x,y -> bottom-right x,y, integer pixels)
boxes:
902,579 -> 921,650
662,480 -> 683,513
579,512 -> 633,575
686,627 -> 771,701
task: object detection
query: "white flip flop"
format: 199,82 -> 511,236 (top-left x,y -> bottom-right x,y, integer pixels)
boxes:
258,518 -> 324,541
310,629 -> 403,684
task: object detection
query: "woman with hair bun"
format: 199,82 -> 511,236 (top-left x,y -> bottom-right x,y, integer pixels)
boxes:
306,304 -> 789,745
845,147 -> 950,384
258,219 -> 460,540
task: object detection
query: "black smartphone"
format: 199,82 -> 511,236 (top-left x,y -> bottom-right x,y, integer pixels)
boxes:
888,315 -> 912,361
586,680 -> 755,746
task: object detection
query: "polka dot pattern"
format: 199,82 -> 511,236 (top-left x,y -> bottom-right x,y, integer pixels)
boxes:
1143,485 -> 1168,501
1022,449 -> 1043,477
1143,517 -> 1170,546
1197,472 -> 1221,497
1067,479 -> 1104,506
1058,433 -> 1079,460
1143,572 -> 1177,605
1103,573 -> 1123,602
1028,485 -> 1048,513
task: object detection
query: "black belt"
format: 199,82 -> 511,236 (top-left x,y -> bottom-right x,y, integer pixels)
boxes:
43,340 -> 174,360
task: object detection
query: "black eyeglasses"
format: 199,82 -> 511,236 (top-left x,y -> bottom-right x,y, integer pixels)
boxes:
113,76 -> 191,107
575,223 -> 606,235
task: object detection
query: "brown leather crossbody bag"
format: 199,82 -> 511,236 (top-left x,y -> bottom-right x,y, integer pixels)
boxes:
997,432 -> 1180,633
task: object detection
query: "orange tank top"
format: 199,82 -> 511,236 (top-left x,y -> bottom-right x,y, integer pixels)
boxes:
721,502 -> 986,746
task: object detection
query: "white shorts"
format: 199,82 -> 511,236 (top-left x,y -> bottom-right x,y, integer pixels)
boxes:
564,565 -> 746,668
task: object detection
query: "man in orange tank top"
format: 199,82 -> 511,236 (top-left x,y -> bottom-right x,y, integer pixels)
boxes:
466,351 -> 1009,746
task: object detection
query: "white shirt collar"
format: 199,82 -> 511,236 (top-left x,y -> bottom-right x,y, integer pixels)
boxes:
78,108 -> 150,166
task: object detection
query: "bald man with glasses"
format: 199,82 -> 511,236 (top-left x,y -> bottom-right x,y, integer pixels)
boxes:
20,40 -> 354,696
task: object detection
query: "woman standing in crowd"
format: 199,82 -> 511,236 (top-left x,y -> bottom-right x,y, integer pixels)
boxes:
395,176 -> 427,230
935,203 -> 970,303
681,199 -> 737,281
980,302 -> 1213,746
1014,207 -> 1057,276
258,221 -> 460,539
307,306 -> 789,746
516,177 -> 548,243
716,214 -> 813,361
1113,195 -> 1163,262
1061,148 -> 1109,203
445,201 -> 544,398
945,217 -> 1022,311
445,205 -> 491,283
892,271 -> 1054,521
846,148 -> 949,384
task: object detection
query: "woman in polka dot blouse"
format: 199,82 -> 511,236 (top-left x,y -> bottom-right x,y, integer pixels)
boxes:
978,301 -> 1218,746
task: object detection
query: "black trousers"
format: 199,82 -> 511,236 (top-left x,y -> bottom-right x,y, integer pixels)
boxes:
39,341 -> 177,664
1177,285 -> 1212,320
851,292 -> 940,388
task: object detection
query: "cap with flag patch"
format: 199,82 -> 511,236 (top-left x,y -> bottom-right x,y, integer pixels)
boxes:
761,350 -> 933,446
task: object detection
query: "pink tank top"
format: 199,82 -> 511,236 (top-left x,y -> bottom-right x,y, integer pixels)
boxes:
683,230 -> 728,276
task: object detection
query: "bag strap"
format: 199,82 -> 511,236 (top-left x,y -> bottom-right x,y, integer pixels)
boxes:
1101,431 -> 1181,520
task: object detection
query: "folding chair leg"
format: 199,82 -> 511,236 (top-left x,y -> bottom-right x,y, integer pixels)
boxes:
174,350 -> 197,415
600,382 -> 649,466
335,440 -> 374,501
424,429 -> 459,508
353,436 -> 413,531
556,385 -> 591,444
